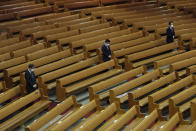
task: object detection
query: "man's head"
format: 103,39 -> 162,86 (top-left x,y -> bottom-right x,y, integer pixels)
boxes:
169,21 -> 173,28
28,64 -> 34,72
105,39 -> 110,46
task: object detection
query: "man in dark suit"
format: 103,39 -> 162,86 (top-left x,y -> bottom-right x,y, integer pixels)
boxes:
166,21 -> 175,43
25,64 -> 37,94
101,39 -> 111,62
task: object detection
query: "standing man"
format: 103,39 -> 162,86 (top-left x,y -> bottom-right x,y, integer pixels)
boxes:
25,64 -> 37,94
101,39 -> 111,62
166,21 -> 175,43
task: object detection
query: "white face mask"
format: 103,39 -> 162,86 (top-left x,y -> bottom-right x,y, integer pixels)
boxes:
31,69 -> 34,72
170,24 -> 173,28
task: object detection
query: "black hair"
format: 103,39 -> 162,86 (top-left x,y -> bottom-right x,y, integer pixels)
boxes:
28,64 -> 34,69
105,39 -> 110,43
169,21 -> 173,25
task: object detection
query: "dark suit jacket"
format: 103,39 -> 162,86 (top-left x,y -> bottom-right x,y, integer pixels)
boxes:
101,44 -> 111,62
166,27 -> 175,43
25,70 -> 37,94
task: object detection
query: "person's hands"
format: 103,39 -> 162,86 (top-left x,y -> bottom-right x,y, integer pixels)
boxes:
33,84 -> 37,88
108,55 -> 111,58
173,36 -> 175,39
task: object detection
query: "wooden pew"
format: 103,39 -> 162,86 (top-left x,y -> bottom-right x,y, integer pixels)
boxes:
26,45 -> 61,61
4,47 -> 65,89
0,1 -> 35,10
20,24 -> 56,41
0,37 -> 20,48
0,56 -> 26,79
6,4 -> 45,13
101,0 -> 129,5
0,32 -> 7,40
191,98 -> 196,123
128,72 -> 178,109
11,43 -> 45,58
112,37 -> 165,64
125,42 -> 184,71
7,21 -> 46,36
110,34 -> 155,52
148,75 -> 195,114
37,53 -> 91,95
179,32 -> 196,47
0,17 -> 35,31
155,22 -> 196,39
187,65 -> 196,75
16,6 -> 53,19
190,37 -> 196,50
0,40 -> 32,55
169,85 -> 196,117
79,22 -> 110,33
189,121 -> 196,131
144,19 -> 196,36
35,11 -> 71,21
0,13 -> 15,22
84,31 -> 144,58
110,69 -> 162,104
89,66 -> 146,102
106,105 -> 145,131
31,26 -> 68,44
114,9 -> 175,24
44,29 -> 80,47
25,96 -> 82,131
133,109 -> 167,131
154,50 -> 196,74
71,28 -> 132,54
56,16 -> 93,27
69,19 -> 101,30
169,57 -> 196,77
0,85 -> 24,107
45,14 -> 80,24
159,112 -> 190,131
0,81 -> 5,91
0,53 -> 12,62
57,26 -> 120,48
131,15 -> 192,32
20,50 -> 72,91
47,98 -> 103,130
56,59 -> 122,101
0,0 -> 30,6
0,90 -> 51,131
71,102 -> 125,131
55,0 -> 99,10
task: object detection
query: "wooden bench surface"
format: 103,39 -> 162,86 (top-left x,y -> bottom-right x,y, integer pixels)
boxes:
133,109 -> 167,131
48,98 -> 103,130
110,69 -> 162,104
125,42 -> 182,70
106,105 -> 145,131
56,59 -> 121,100
89,66 -> 146,101
79,22 -> 110,34
159,112 -> 189,131
57,26 -> 120,46
128,72 -> 177,108
169,85 -> 196,117
154,50 -> 196,74
0,40 -> 31,55
0,37 -> 20,48
74,102 -> 124,131
148,75 -> 195,113
0,90 -> 50,130
26,96 -> 81,131
170,56 -> 196,77
12,43 -> 45,58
